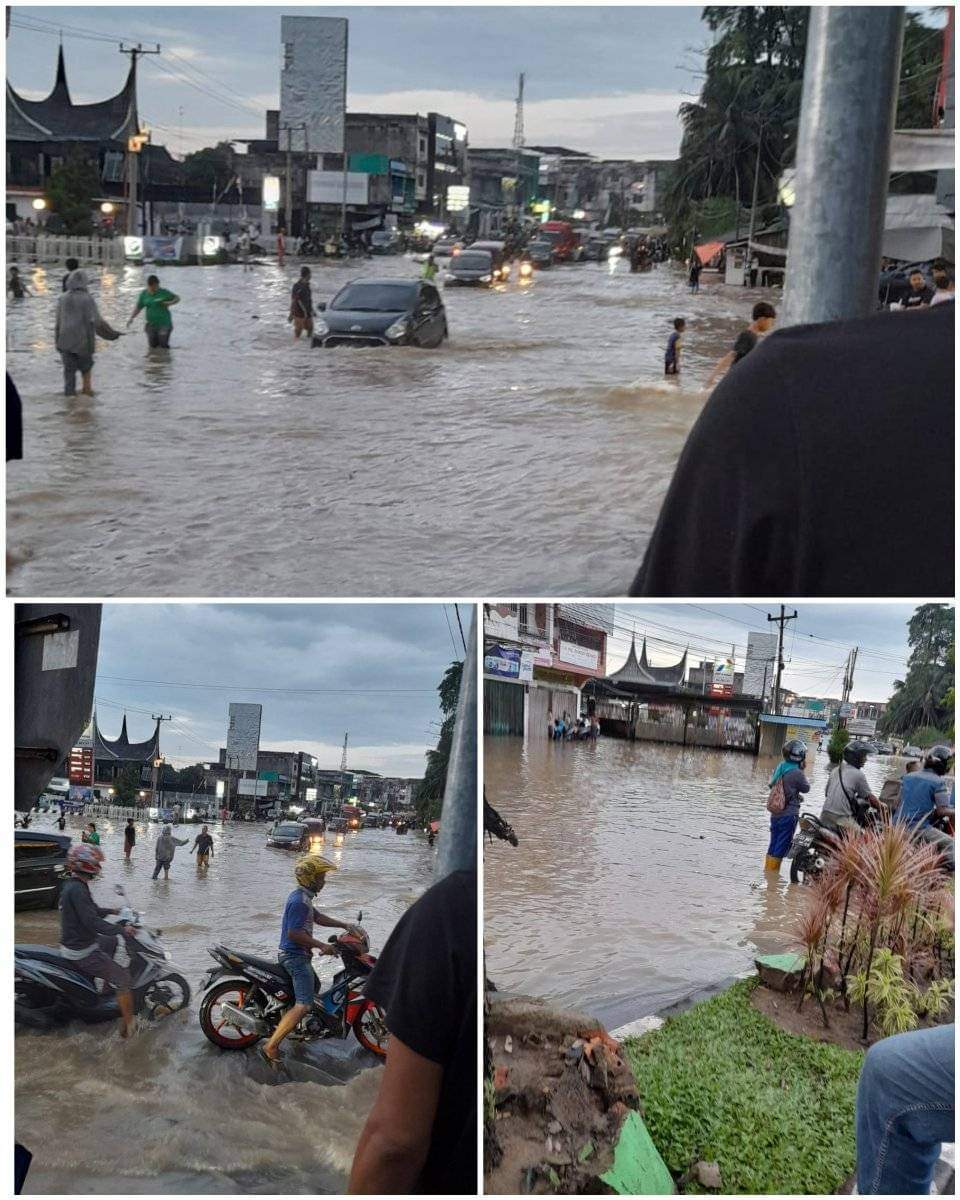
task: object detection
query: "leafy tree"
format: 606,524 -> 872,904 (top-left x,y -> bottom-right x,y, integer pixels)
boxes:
882,604 -> 955,738
182,142 -> 236,193
667,8 -> 949,247
827,725 -> 850,765
113,764 -> 142,806
45,148 -> 100,234
413,659 -> 464,826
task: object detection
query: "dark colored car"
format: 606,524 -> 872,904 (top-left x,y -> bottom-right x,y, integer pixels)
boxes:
312,279 -> 448,348
15,829 -> 71,910
369,229 -> 401,255
447,248 -> 506,286
527,240 -> 555,269
266,821 -> 307,850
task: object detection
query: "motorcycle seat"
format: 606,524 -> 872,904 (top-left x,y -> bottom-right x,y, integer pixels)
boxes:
15,944 -> 73,965
219,948 -> 293,983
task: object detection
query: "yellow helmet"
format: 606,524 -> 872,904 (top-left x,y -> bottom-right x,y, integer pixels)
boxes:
295,854 -> 337,890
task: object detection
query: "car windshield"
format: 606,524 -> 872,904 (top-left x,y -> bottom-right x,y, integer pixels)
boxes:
275,824 -> 303,837
537,231 -> 561,244
530,242 -> 552,252
332,282 -> 417,312
434,241 -> 459,253
371,232 -> 393,244
454,252 -> 492,271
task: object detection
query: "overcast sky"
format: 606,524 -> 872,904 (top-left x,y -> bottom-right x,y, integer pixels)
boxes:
8,5 -> 710,157
94,603 -> 466,773
609,604 -> 927,704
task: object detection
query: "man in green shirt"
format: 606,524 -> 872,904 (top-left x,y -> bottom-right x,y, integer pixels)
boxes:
128,274 -> 180,348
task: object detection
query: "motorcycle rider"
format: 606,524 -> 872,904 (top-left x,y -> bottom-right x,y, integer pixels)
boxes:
765,738 -> 810,872
821,740 -> 882,833
260,854 -> 364,1065
893,745 -> 954,868
59,844 -> 137,1037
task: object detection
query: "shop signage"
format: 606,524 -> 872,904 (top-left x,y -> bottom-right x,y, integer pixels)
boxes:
485,644 -> 521,679
557,640 -> 599,671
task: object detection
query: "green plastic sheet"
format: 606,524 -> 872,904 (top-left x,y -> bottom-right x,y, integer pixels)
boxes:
600,1110 -> 675,1195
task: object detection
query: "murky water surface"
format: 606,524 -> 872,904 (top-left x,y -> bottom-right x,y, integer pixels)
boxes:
484,737 -> 904,1027
7,257 -> 764,595
15,816 -> 433,1193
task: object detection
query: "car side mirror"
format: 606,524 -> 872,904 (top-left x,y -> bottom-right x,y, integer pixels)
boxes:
317,301 -> 326,312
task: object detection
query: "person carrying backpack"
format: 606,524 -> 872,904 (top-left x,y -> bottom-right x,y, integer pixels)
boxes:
764,738 -> 810,872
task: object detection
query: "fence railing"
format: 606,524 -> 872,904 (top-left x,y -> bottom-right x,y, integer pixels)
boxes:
6,235 -> 126,267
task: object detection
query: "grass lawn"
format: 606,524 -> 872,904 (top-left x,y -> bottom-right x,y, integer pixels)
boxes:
622,978 -> 864,1194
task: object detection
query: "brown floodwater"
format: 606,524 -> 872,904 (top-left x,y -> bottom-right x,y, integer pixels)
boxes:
15,814 -> 434,1193
484,736 -> 904,1028
6,256 -> 765,596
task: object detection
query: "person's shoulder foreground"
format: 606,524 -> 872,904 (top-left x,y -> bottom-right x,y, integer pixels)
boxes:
631,304 -> 954,597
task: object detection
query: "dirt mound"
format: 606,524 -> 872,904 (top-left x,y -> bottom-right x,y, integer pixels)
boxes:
485,993 -> 641,1194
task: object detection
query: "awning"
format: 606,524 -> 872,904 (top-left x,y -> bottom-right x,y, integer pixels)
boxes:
694,240 -> 725,265
889,128 -> 955,172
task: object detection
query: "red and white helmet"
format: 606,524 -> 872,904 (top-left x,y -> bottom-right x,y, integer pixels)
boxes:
66,843 -> 104,878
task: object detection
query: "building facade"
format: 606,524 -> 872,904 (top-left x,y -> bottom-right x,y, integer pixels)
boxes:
483,603 -> 614,737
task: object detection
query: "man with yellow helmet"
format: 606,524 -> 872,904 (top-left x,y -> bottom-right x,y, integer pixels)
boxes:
260,854 -> 363,1065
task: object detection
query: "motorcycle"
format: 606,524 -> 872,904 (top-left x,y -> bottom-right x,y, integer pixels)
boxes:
789,808 -> 954,884
198,915 -> 388,1058
15,885 -> 190,1029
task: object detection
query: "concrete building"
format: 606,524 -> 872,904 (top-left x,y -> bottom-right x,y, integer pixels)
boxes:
206,746 -> 319,810
355,774 -> 417,812
528,148 -> 675,223
467,147 -> 540,232
483,603 -> 614,737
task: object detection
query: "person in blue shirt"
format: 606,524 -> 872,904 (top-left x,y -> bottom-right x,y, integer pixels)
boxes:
894,745 -> 954,868
260,854 -> 364,1065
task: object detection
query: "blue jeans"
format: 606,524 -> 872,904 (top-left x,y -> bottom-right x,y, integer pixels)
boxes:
278,951 -> 316,1006
857,1024 -> 954,1194
767,811 -> 798,859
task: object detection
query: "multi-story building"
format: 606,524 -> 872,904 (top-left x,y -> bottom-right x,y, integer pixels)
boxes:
466,147 -> 540,231
355,774 -> 418,812
206,747 -> 318,809
529,148 -> 675,224
483,603 -> 614,736
852,699 -> 888,723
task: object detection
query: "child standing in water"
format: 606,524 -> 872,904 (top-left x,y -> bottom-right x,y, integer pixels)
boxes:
664,317 -> 685,376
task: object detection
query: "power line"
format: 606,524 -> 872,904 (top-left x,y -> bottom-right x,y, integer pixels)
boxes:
441,607 -> 460,658
453,604 -> 468,654
96,674 -> 437,695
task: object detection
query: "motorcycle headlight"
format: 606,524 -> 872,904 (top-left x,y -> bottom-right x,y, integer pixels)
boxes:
313,317 -> 329,336
608,246 -> 623,259
520,263 -> 533,277
386,317 -> 409,340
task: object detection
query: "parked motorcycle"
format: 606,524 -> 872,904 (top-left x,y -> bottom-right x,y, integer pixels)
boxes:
789,808 -> 954,884
198,915 -> 388,1057
14,885 -> 190,1029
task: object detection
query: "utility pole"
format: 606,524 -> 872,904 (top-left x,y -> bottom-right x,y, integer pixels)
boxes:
149,713 -> 172,805
119,44 -> 160,236
838,647 -> 859,728
280,122 -> 306,238
513,72 -> 525,149
767,606 -> 798,715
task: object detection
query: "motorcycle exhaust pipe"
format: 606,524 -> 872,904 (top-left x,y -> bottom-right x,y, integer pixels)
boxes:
218,1002 -> 269,1036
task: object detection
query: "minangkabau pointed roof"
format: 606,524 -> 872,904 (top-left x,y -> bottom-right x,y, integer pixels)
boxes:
638,637 -> 688,685
93,712 -> 161,762
6,47 -> 139,143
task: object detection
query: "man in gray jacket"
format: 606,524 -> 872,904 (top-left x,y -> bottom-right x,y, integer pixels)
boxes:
54,270 -> 120,396
152,823 -> 189,880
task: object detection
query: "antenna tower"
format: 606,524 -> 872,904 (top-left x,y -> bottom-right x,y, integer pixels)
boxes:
340,732 -> 349,773
513,72 -> 525,149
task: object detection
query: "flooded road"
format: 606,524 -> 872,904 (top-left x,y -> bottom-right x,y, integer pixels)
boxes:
484,737 -> 904,1028
7,255 -> 765,596
15,815 -> 434,1194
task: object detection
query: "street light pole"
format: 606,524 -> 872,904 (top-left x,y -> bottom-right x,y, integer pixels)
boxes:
781,6 -> 904,327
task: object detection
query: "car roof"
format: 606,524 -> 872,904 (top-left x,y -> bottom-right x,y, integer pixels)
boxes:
338,277 -> 419,287
15,829 -> 71,849
470,240 -> 505,249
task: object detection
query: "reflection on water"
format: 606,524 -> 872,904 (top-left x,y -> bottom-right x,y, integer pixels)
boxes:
484,737 -> 903,1027
7,258 -> 766,595
15,816 -> 433,1194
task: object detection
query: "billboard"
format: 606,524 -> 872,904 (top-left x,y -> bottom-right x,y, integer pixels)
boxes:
743,632 -> 778,700
307,171 -> 370,205
484,644 -> 521,680
226,702 -> 262,772
847,718 -> 877,738
712,657 -> 735,695
262,175 -> 280,211
280,15 -> 348,156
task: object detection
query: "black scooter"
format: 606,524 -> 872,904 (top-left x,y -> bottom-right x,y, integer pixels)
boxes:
14,885 -> 190,1029
789,808 -> 954,884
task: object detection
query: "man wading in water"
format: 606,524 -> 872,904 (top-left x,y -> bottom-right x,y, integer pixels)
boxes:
128,275 -> 180,349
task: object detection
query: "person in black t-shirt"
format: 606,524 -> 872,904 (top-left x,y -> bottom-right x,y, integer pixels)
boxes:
349,869 -> 476,1195
630,302 -> 954,597
706,301 -> 776,388
900,270 -> 934,309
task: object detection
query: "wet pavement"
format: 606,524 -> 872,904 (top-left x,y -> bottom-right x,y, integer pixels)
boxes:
15,815 -> 434,1194
484,737 -> 904,1028
7,255 -> 766,596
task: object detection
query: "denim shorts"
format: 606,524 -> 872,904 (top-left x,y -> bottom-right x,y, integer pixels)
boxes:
278,952 -> 316,1006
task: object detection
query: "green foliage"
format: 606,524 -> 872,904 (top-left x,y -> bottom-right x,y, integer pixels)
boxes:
914,976 -> 955,1020
849,949 -> 919,1036
45,148 -> 100,234
898,13 -> 948,130
413,658 -> 464,826
827,725 -> 849,765
182,142 -> 236,192
623,979 -> 862,1194
882,605 -> 954,738
113,765 -> 141,806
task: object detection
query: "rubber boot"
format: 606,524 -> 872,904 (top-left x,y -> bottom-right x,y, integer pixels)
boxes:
764,854 -> 782,872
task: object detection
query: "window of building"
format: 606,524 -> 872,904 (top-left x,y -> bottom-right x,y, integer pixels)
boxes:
282,42 -> 293,70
